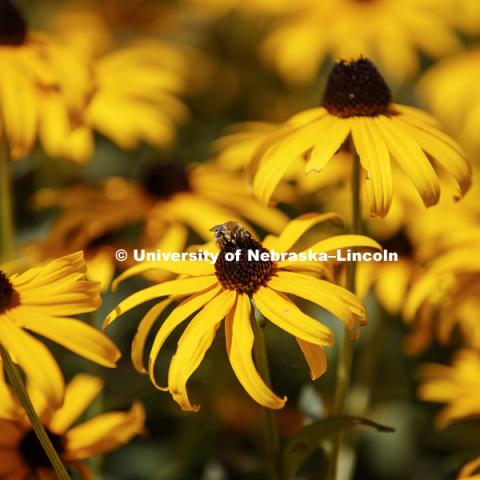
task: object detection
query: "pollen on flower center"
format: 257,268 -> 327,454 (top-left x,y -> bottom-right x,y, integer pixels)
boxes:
141,162 -> 191,200
322,58 -> 392,118
0,0 -> 27,46
19,429 -> 66,470
211,222 -> 274,295
0,270 -> 18,314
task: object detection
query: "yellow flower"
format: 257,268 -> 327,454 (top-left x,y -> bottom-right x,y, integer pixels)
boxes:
0,252 -> 120,406
250,58 -> 471,218
0,0 -> 90,159
404,240 -> 480,354
0,372 -> 145,479
262,0 -> 460,85
418,350 -> 480,429
419,49 -> 480,156
35,161 -> 289,253
104,213 -> 380,411
458,457 -> 480,480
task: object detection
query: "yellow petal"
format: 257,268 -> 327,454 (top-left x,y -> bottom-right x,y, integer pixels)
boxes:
12,308 -> 121,368
304,116 -> 351,173
0,315 -> 64,407
112,258 -> 214,291
167,290 -> 236,412
374,116 -> 440,207
103,275 -> 218,328
225,294 -> 286,409
351,117 -> 393,218
132,299 -> 172,374
149,286 -> 221,389
265,212 -> 343,251
65,402 -> 145,460
269,271 -> 364,328
296,338 -> 327,380
50,374 -> 103,434
308,234 -> 381,254
253,287 -> 333,346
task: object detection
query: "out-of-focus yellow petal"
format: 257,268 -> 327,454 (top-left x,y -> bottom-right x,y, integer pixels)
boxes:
65,402 -> 145,460
225,294 -> 286,409
50,374 -> 103,434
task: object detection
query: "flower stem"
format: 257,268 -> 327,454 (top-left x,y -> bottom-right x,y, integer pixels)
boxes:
252,304 -> 281,480
327,143 -> 362,479
0,345 -> 71,479
0,131 -> 14,260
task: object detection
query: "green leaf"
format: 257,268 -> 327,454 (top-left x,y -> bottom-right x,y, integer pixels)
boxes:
282,415 -> 395,479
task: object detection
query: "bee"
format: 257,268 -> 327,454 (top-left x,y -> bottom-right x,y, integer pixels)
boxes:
209,222 -> 251,249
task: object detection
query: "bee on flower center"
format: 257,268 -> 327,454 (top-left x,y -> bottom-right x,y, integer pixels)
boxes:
0,0 -> 27,46
211,222 -> 274,295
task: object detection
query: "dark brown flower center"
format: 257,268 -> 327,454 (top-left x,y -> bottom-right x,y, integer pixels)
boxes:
211,222 -> 274,295
141,162 -> 191,200
0,270 -> 18,314
381,229 -> 413,258
0,0 -> 27,46
19,429 -> 66,470
322,58 -> 392,118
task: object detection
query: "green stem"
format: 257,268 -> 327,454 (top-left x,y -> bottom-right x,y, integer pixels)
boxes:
0,345 -> 71,479
252,304 -> 281,480
0,131 -> 13,260
327,143 -> 362,480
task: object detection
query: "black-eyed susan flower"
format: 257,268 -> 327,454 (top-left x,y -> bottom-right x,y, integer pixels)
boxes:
404,239 -> 480,354
419,49 -> 480,155
0,371 -> 145,479
250,58 -> 471,218
104,213 -> 380,411
35,160 -> 288,253
0,0 -> 90,160
418,350 -> 480,429
262,0 -> 460,85
0,252 -> 120,406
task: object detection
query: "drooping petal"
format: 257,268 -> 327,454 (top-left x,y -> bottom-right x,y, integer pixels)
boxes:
148,286 -> 221,389
49,375 -> 103,434
11,308 -> 121,368
375,116 -> 440,207
225,295 -> 286,409
65,402 -> 145,460
167,290 -> 236,411
0,316 -> 64,407
103,276 -> 218,328
132,299 -> 172,374
253,287 -> 333,346
296,338 -> 327,380
351,117 -> 393,218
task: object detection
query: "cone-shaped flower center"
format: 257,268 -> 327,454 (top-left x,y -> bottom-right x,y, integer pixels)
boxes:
0,0 -> 27,46
212,222 -> 274,295
19,429 -> 66,470
141,162 -> 191,200
322,58 -> 392,117
0,270 -> 18,314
